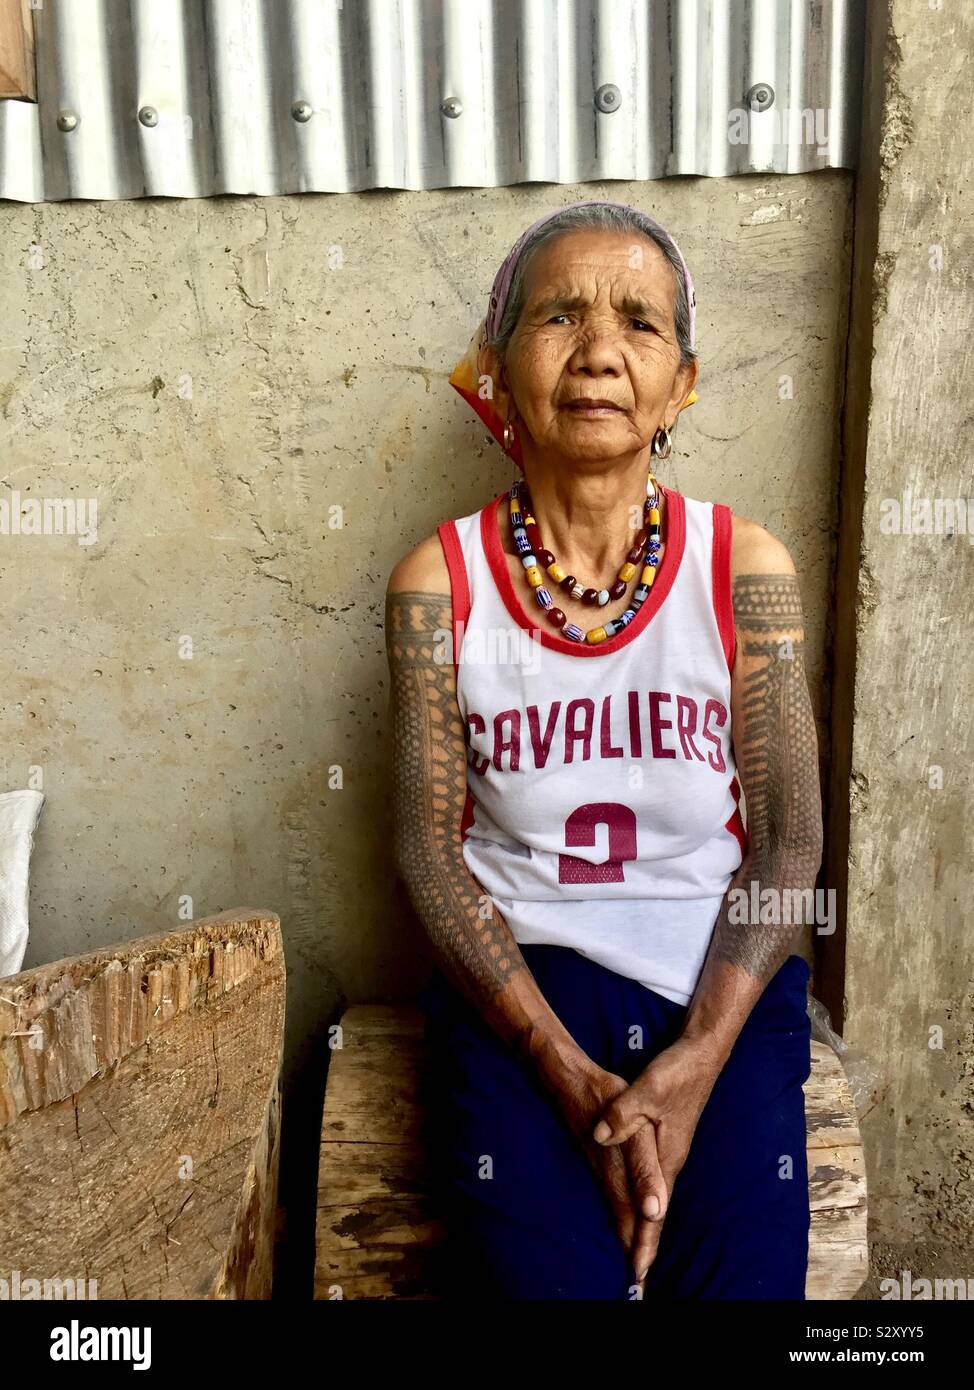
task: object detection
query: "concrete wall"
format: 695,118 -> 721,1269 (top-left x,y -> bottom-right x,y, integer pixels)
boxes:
2,7 -> 969,1299
0,174 -> 852,1280
1,176 -> 851,1006
830,0 -> 974,1295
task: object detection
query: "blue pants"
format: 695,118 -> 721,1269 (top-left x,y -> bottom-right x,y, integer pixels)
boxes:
417,945 -> 812,1300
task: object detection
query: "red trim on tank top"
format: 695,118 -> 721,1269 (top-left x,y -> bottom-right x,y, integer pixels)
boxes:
713,506 -> 743,852
437,519 -> 471,651
712,502 -> 736,673
480,482 -> 687,657
459,790 -> 475,842
726,773 -> 749,857
436,519 -> 476,843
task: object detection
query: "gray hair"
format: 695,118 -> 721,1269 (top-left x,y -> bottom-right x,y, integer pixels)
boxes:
488,204 -> 696,367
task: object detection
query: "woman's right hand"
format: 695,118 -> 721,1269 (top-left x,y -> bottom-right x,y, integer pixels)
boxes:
531,1041 -> 665,1278
553,1062 -> 639,1249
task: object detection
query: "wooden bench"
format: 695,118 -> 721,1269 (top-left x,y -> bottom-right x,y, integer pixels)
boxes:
0,910 -> 285,1299
316,1004 -> 868,1300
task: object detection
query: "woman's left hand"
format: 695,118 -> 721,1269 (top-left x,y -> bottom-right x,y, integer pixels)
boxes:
592,1034 -> 727,1282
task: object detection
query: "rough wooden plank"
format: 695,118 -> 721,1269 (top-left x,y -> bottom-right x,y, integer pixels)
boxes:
0,910 -> 284,1299
807,1205 -> 870,1301
317,1008 -> 869,1300
809,1144 -> 868,1212
0,0 -> 34,100
317,1139 -> 433,1206
320,1007 -> 428,1149
805,1040 -> 861,1148
321,1066 -> 428,1146
317,1256 -> 444,1303
332,1004 -> 427,1039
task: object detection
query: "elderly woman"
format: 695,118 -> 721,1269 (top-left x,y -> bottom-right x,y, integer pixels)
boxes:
384,200 -> 822,1301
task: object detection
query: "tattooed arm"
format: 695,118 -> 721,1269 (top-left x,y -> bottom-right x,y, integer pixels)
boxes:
589,521 -> 823,1276
387,536 -> 666,1261
679,519 -> 824,1063
385,537 -> 591,1078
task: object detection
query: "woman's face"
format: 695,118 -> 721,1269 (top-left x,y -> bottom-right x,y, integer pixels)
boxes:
485,228 -> 697,465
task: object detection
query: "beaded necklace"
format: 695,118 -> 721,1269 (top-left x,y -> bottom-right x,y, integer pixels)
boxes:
508,472 -> 663,644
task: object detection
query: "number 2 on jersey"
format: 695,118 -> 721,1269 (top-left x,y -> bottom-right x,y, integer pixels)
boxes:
558,802 -> 637,884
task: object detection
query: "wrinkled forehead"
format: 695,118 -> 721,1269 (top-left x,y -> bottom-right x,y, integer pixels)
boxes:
519,229 -> 679,312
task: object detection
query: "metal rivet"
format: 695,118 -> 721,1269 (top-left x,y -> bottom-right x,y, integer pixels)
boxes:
595,84 -> 621,114
745,83 -> 775,112
441,97 -> 462,119
291,100 -> 312,123
138,106 -> 158,128
56,110 -> 78,132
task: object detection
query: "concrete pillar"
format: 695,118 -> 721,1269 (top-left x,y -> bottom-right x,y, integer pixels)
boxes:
827,0 -> 974,1289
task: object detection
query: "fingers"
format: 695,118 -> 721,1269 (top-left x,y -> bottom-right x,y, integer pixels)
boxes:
593,1146 -> 635,1250
578,1125 -> 635,1249
626,1124 -> 668,1228
612,1194 -> 635,1252
631,1212 -> 664,1286
592,1083 -> 655,1147
625,1127 -> 668,1284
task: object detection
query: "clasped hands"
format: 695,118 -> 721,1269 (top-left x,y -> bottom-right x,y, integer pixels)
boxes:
551,1033 -> 726,1294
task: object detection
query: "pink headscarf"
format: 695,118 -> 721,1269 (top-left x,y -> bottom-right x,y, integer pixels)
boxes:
448,199 -> 698,471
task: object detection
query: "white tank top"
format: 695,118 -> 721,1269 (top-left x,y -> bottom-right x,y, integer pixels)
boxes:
437,482 -> 746,1005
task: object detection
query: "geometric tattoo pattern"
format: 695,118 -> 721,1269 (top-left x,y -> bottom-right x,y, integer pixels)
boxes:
385,589 -> 524,1001
712,573 -> 824,978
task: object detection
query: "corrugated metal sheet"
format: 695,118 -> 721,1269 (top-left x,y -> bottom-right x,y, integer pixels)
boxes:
0,0 -> 864,202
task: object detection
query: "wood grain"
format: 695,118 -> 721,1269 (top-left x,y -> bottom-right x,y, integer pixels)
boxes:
0,910 -> 284,1299
316,1006 -> 868,1301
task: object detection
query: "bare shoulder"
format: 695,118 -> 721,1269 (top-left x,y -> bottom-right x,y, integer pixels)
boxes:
728,512 -> 805,629
728,511 -> 798,580
386,531 -> 450,596
385,533 -> 454,665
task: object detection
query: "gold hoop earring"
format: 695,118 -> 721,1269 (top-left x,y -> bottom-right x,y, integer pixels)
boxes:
503,419 -> 516,452
652,425 -> 672,461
